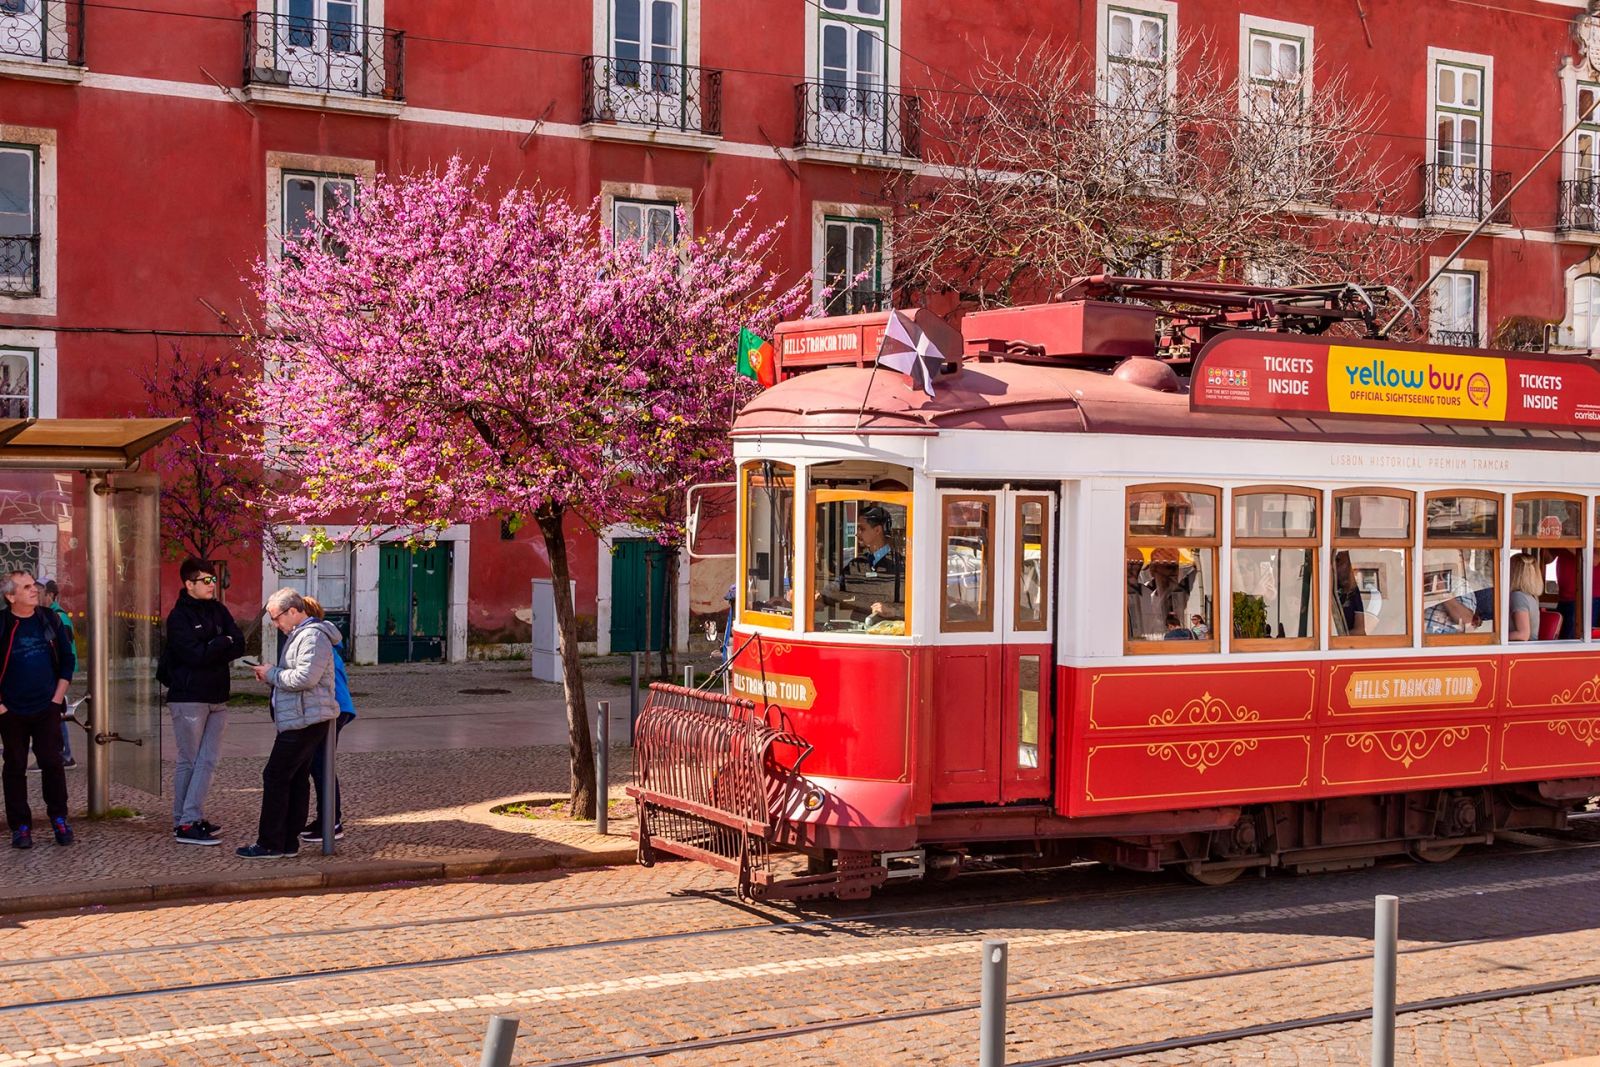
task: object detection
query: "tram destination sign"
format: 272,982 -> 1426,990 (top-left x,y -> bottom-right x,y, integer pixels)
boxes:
1190,333 -> 1600,430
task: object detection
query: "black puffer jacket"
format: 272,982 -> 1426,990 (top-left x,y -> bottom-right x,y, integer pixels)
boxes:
162,592 -> 246,704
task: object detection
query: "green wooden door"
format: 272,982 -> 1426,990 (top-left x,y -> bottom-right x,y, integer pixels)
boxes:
378,542 -> 451,663
610,538 -> 669,653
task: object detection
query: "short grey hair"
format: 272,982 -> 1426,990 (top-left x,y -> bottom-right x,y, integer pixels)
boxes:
266,587 -> 308,616
0,570 -> 33,600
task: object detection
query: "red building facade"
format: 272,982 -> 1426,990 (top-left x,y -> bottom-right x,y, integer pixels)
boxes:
2,0 -> 1599,659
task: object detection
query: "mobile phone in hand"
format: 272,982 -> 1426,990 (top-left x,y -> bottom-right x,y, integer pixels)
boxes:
241,656 -> 262,668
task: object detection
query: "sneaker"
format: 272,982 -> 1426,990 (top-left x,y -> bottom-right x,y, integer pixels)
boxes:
235,843 -> 284,859
62,758 -> 77,768
281,847 -> 300,859
51,817 -> 73,846
175,824 -> 221,847
10,825 -> 31,849
299,823 -> 345,842
198,819 -> 221,835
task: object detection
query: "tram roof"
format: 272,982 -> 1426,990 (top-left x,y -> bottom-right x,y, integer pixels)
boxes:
734,363 -> 1600,452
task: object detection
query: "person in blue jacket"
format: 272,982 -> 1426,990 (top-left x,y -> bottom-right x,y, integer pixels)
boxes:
301,595 -> 354,842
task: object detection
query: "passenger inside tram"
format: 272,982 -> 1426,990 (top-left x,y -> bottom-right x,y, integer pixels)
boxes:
1509,552 -> 1542,642
814,500 -> 907,633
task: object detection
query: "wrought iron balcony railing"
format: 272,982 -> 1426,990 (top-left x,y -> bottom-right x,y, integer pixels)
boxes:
0,235 -> 40,297
1431,330 -> 1479,349
1420,163 -> 1510,223
243,10 -> 403,101
581,56 -> 722,136
1560,178 -> 1600,233
0,0 -> 83,66
795,80 -> 921,159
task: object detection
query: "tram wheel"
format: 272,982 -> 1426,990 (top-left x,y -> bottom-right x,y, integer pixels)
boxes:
1182,862 -> 1246,886
1408,839 -> 1463,864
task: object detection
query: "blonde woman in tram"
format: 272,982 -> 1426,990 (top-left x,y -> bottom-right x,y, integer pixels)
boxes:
1509,552 -> 1543,642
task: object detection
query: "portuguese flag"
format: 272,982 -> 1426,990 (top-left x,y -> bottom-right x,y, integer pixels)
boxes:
737,327 -> 777,388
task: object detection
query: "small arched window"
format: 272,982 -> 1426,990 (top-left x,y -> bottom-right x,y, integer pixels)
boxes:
1573,274 -> 1600,349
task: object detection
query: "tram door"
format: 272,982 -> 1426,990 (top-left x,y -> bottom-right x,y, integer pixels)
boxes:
930,488 -> 1056,805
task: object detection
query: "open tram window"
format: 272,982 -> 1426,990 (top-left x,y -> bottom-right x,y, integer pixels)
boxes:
1511,493 -> 1584,642
941,496 -> 994,632
1331,490 -> 1413,648
1125,485 -> 1218,652
740,461 -> 795,627
1422,492 -> 1499,646
808,461 -> 912,636
1231,487 -> 1318,651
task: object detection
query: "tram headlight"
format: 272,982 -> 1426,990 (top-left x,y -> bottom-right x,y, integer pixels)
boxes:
802,787 -> 825,812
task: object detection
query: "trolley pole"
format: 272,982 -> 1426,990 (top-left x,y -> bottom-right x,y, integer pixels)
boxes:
478,1015 -> 519,1067
1372,894 -> 1399,1067
980,939 -> 1008,1067
595,700 -> 610,836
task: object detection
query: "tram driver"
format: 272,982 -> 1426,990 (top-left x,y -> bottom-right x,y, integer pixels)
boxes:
822,503 -> 904,628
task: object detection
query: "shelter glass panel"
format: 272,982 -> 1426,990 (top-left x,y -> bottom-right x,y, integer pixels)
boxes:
741,461 -> 795,626
108,472 -> 162,793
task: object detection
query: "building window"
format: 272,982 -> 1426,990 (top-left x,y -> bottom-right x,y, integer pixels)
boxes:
1572,274 -> 1600,349
1245,29 -> 1305,118
1579,83 -> 1600,184
1430,269 -> 1479,347
282,171 -> 355,256
611,0 -> 680,92
1104,4 -> 1171,166
1427,55 -> 1498,219
276,541 -> 352,611
824,216 -> 883,314
612,198 -> 677,257
1435,63 -> 1483,172
0,347 -> 35,418
245,0 -> 401,103
0,144 -> 39,297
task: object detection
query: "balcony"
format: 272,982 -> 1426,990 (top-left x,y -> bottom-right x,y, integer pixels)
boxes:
794,80 -> 922,166
0,235 -> 39,297
581,56 -> 721,146
242,10 -> 403,114
1420,163 -> 1510,224
1559,178 -> 1600,236
0,0 -> 84,80
1431,330 -> 1478,349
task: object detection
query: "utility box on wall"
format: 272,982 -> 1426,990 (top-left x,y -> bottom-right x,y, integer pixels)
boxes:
530,578 -> 577,682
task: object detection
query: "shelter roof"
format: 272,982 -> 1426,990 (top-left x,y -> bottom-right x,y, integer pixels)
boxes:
0,418 -> 188,469
733,364 -> 1600,451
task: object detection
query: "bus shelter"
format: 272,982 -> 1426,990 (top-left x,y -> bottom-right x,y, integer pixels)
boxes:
0,417 -> 185,815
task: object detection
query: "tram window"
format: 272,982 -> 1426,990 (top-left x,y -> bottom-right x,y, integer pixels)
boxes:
1015,495 -> 1050,632
740,462 -> 795,627
1512,493 -> 1585,642
1331,490 -> 1413,648
1125,485 -> 1219,652
941,496 -> 994,632
1422,492 -> 1499,646
811,490 -> 911,635
1231,488 -> 1318,650
1017,654 -> 1041,769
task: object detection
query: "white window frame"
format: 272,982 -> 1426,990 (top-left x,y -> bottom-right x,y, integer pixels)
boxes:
0,329 -> 56,417
1427,47 -> 1494,176
281,169 -> 357,253
1428,256 -> 1487,347
1558,252 -> 1600,348
264,151 -> 375,271
600,180 -> 692,254
611,198 -> 679,257
594,0 -> 699,74
822,214 -> 885,314
1238,15 -> 1312,118
811,201 -> 890,311
0,126 -> 55,316
1571,273 -> 1600,349
1097,0 -> 1178,164
806,0 -> 900,93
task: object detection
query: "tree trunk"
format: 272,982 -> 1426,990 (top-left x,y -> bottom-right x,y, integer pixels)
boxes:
536,503 -> 596,819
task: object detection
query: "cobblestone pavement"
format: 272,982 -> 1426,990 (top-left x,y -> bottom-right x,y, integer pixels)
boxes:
3,836 -> 1600,1064
2,658 -> 654,912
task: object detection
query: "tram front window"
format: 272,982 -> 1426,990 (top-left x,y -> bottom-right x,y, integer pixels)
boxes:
741,461 -> 795,625
812,495 -> 910,635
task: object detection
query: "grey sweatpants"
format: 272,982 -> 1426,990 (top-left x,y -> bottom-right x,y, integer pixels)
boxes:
169,702 -> 229,827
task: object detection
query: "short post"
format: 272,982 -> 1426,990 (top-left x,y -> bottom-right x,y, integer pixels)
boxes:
980,939 -> 1008,1067
629,651 -> 641,745
682,664 -> 694,689
1372,894 -> 1399,1067
595,700 -> 610,836
478,1014 -> 519,1067
320,716 -> 337,856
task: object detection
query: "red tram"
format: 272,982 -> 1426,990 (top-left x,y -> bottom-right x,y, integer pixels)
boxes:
629,278 -> 1600,901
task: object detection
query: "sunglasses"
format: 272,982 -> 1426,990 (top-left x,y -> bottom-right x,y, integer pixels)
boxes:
267,609 -> 285,621
188,576 -> 218,586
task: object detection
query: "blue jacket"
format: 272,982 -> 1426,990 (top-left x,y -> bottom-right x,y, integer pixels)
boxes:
331,635 -> 355,718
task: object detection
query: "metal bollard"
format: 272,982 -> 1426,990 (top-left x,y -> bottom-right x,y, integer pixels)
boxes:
320,717 -> 337,857
629,651 -> 641,745
478,1014 -> 519,1067
1372,894 -> 1398,1067
682,664 -> 694,689
980,939 -> 1008,1067
595,700 -> 610,836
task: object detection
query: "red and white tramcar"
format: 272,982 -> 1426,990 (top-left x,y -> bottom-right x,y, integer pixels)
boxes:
630,278 -> 1600,901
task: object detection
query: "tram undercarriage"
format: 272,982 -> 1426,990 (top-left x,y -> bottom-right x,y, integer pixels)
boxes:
627,684 -> 1600,901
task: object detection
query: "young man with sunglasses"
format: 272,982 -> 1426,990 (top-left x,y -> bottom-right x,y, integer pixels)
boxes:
160,558 -> 245,845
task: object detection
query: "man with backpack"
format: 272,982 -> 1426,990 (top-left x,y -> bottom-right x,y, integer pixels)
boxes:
0,570 -> 76,849
160,558 -> 246,846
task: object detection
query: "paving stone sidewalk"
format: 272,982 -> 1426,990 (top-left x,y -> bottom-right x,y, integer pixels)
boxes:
0,656 -> 675,915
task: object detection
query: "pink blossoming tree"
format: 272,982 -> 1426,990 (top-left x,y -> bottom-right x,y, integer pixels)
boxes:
246,159 -> 809,816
